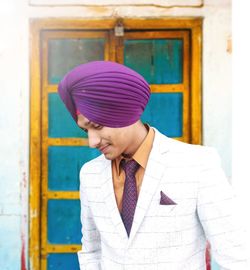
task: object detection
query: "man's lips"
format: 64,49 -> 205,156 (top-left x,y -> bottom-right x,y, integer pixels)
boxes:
99,144 -> 110,152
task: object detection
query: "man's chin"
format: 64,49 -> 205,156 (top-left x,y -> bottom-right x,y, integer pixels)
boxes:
103,152 -> 118,161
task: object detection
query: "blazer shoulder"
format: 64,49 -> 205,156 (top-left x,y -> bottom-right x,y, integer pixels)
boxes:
173,142 -> 221,167
80,154 -> 107,176
155,130 -> 221,167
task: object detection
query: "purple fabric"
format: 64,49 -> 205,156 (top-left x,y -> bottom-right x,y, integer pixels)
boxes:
160,191 -> 177,205
58,61 -> 150,127
120,159 -> 140,237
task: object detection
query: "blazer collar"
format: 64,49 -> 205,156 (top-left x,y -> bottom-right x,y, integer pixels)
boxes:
100,158 -> 128,241
100,128 -> 170,243
128,128 -> 170,245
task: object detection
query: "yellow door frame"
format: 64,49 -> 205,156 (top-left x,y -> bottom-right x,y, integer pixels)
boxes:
29,17 -> 202,270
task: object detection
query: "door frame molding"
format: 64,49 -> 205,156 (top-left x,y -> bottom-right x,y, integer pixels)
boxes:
29,17 -> 202,270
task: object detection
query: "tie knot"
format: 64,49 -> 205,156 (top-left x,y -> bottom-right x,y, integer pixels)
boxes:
121,159 -> 140,176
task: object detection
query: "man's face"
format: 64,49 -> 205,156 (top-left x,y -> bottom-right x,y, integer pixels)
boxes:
77,114 -> 134,160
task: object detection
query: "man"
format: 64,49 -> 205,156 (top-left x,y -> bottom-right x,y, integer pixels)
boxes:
58,61 -> 248,270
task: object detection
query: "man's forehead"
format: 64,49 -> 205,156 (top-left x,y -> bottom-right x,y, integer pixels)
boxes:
77,113 -> 88,122
77,114 -> 91,126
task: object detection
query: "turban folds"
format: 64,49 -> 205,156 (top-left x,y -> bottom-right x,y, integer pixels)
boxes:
58,61 -> 150,128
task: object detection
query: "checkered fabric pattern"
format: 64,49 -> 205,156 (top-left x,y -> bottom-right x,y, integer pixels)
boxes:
78,129 -> 249,270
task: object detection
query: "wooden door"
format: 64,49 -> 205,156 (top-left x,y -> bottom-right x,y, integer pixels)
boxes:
30,19 -> 202,270
41,30 -> 110,270
119,30 -> 190,142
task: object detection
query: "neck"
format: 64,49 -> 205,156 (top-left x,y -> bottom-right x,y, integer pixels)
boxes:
122,122 -> 148,158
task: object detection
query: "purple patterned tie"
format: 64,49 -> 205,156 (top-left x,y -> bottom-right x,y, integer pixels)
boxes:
121,159 -> 140,237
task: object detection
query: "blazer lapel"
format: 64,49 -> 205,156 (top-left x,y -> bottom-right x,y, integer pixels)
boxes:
128,129 -> 169,246
100,158 -> 128,241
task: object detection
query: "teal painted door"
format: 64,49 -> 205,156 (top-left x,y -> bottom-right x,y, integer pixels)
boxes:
122,31 -> 191,142
41,29 -> 195,270
41,31 -> 109,270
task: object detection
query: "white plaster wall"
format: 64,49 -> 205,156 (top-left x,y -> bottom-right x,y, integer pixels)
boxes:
0,1 -> 29,269
232,0 -> 250,262
0,0 -> 232,269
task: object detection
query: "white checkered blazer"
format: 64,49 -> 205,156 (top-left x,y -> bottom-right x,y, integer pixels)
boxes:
78,128 -> 248,270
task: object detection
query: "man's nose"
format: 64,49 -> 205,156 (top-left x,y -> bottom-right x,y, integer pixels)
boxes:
88,130 -> 101,148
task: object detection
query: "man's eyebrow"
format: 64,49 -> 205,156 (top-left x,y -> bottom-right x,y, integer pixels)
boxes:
80,121 -> 101,129
88,121 -> 101,127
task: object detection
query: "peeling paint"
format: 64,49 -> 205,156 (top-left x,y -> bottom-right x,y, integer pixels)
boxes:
22,172 -> 27,189
29,0 -> 204,7
21,233 -> 27,270
87,6 -> 109,14
21,170 -> 28,270
31,209 -> 38,218
227,36 -> 232,54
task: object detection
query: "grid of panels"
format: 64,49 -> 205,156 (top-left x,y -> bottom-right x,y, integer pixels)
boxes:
41,29 -> 191,270
123,31 -> 190,141
41,31 -> 108,270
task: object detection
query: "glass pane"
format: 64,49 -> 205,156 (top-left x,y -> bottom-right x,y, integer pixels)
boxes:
141,93 -> 183,137
48,93 -> 88,138
48,38 -> 105,84
48,146 -> 100,191
47,253 -> 80,270
124,39 -> 183,84
47,199 -> 81,244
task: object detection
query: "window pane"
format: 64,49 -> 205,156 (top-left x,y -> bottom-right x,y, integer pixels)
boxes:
47,199 -> 81,244
124,39 -> 183,84
48,146 -> 100,191
141,93 -> 183,137
48,38 -> 105,84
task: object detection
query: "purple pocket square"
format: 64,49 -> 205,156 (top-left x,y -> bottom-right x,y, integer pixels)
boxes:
160,191 -> 177,205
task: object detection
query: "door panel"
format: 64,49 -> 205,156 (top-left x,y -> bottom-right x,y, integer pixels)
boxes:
48,146 -> 99,191
48,93 -> 88,138
43,31 -> 109,86
48,38 -> 106,84
47,199 -> 81,244
141,92 -> 183,137
47,253 -> 79,270
124,39 -> 183,84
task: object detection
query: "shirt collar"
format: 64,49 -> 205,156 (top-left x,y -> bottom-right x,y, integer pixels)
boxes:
115,125 -> 155,175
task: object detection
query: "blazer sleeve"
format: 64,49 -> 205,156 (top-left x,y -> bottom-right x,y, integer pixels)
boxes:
77,166 -> 101,270
197,148 -> 249,270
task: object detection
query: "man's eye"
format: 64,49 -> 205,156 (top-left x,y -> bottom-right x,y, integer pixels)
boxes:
94,125 -> 103,130
81,127 -> 88,133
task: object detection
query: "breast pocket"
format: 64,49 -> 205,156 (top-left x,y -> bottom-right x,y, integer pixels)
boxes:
154,205 -> 184,251
154,205 -> 178,233
157,204 -> 177,217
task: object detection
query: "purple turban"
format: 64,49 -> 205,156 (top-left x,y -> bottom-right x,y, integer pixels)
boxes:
57,61 -> 150,128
